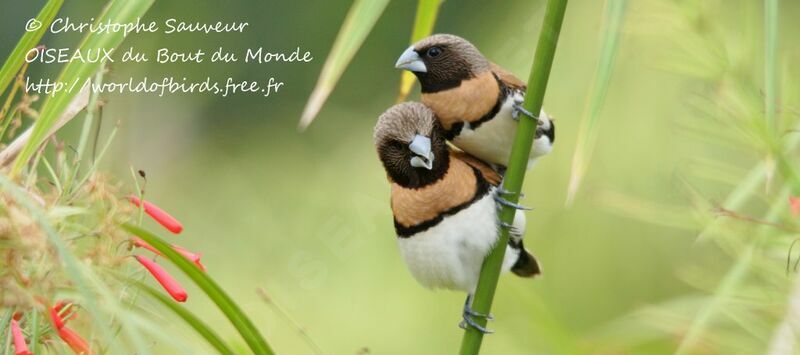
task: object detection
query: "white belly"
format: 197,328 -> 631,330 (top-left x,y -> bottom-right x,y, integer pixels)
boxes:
452,93 -> 553,168
396,190 -> 521,293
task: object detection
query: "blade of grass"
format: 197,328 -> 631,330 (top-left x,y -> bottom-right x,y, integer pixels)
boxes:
9,0 -> 155,178
256,288 -> 324,355
565,0 -> 627,205
132,281 -> 236,355
458,0 -> 567,353
28,311 -> 40,355
0,310 -> 11,351
41,156 -> 63,195
69,119 -> 118,199
298,0 -> 391,131
75,64 -> 105,163
123,224 -> 275,355
396,0 -> 443,102
0,0 -> 63,98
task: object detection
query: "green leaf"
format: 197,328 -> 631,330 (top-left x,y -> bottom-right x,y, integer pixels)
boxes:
123,224 -> 275,355
458,0 -> 568,353
565,0 -> 627,204
396,0 -> 443,102
298,0 -> 391,131
10,0 -> 155,177
132,281 -> 236,355
0,0 -> 63,98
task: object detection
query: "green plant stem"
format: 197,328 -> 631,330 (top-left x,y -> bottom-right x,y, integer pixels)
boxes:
458,0 -> 567,354
123,224 -> 275,355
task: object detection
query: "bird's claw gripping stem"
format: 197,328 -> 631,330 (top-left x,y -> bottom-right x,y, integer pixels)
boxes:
460,296 -> 494,334
496,187 -> 524,199
494,193 -> 532,211
459,318 -> 493,334
512,103 -> 538,121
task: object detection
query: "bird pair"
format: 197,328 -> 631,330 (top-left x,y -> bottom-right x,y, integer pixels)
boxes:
373,34 -> 555,333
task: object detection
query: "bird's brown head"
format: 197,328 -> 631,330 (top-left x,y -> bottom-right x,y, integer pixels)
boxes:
374,102 -> 450,188
395,34 -> 490,93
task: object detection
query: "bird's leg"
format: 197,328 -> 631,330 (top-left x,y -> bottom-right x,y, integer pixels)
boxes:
494,184 -> 532,211
511,102 -> 537,122
498,221 -> 522,235
459,294 -> 494,334
512,99 -> 547,139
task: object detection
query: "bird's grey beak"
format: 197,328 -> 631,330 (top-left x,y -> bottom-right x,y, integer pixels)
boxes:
409,134 -> 434,170
395,46 -> 427,73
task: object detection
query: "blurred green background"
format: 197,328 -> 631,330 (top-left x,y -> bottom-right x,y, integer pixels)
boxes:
3,0 -> 800,353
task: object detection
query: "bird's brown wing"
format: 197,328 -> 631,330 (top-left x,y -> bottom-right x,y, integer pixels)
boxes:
490,62 -> 527,91
451,149 -> 502,186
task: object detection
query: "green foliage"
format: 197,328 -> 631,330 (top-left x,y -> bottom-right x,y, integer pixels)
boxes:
133,281 -> 236,355
590,1 -> 800,353
9,0 -> 155,177
299,0 -> 391,130
124,224 -> 275,355
566,0 -> 627,204
0,0 -> 62,99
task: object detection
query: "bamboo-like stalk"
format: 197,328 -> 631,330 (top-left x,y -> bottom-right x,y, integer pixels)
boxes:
458,0 -> 568,353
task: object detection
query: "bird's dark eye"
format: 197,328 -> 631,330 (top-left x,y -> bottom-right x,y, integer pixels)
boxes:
426,47 -> 443,57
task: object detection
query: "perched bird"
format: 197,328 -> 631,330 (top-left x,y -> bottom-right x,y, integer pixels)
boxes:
374,102 -> 541,333
395,34 -> 555,171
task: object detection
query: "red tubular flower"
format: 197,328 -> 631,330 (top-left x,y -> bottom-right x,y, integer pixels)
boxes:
50,307 -> 65,329
57,327 -> 91,355
790,196 -> 800,217
135,255 -> 188,302
128,196 -> 184,234
50,309 -> 91,354
54,301 -> 77,322
132,237 -> 206,272
172,245 -> 207,272
11,319 -> 32,355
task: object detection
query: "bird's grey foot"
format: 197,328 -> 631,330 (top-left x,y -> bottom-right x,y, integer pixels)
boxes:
511,103 -> 538,122
494,188 -> 532,211
459,317 -> 493,334
459,295 -> 494,334
498,221 -> 522,235
496,187 -> 524,199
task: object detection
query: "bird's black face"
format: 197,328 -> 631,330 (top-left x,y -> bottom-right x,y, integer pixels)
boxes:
374,104 -> 451,189
376,130 -> 449,189
395,34 -> 489,93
